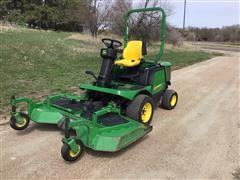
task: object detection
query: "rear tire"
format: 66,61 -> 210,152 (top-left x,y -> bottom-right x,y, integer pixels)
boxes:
126,95 -> 154,126
9,112 -> 30,130
161,89 -> 178,110
61,141 -> 84,162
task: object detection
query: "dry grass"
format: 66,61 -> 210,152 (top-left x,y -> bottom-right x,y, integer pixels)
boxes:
67,33 -> 123,53
0,22 -> 17,32
67,33 -> 121,44
72,47 -> 98,53
65,32 -> 203,53
67,33 -> 101,45
195,41 -> 240,48
0,22 -> 52,33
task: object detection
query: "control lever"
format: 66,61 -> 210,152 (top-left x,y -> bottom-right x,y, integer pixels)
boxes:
85,71 -> 97,80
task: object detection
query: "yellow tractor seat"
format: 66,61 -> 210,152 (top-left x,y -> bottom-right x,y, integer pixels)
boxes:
115,41 -> 143,67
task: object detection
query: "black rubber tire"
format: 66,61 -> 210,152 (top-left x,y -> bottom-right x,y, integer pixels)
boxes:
61,141 -> 84,162
161,89 -> 178,110
126,95 -> 154,126
9,112 -> 30,130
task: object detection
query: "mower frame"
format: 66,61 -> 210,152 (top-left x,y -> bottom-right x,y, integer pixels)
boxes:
10,7 -> 178,162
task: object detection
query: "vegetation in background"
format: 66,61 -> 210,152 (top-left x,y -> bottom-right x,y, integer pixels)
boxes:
0,0 -> 239,44
0,28 -> 222,111
0,0 -> 87,31
183,25 -> 240,43
0,0 -> 183,44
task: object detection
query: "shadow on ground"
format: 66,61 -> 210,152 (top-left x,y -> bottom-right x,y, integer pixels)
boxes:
13,122 -> 149,160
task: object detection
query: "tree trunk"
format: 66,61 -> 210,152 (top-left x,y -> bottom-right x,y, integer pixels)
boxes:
90,29 -> 98,38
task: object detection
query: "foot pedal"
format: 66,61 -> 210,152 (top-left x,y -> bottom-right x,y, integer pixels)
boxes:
97,113 -> 128,126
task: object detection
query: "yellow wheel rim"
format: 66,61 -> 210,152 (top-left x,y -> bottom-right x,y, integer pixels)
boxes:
170,95 -> 177,107
15,118 -> 27,128
141,102 -> 152,123
69,145 -> 81,158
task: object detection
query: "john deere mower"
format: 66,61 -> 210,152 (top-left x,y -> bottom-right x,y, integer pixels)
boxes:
10,7 -> 178,161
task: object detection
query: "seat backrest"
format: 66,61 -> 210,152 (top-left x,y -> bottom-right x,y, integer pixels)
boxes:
123,41 -> 143,60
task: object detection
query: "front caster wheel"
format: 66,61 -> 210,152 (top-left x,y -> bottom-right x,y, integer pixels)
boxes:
61,141 -> 84,162
9,112 -> 30,130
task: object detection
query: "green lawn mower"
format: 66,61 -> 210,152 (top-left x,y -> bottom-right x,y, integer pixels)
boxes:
10,7 -> 178,162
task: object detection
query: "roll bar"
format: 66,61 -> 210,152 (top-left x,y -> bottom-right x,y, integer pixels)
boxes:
123,7 -> 166,63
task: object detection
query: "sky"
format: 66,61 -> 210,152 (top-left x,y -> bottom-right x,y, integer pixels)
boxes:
167,0 -> 239,28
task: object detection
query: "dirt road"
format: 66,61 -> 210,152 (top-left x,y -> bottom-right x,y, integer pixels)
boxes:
1,52 -> 239,179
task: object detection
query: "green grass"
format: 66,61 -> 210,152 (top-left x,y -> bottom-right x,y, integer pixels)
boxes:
0,29 -> 222,111
162,49 -> 221,69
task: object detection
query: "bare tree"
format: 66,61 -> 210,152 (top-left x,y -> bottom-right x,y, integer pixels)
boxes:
87,0 -> 112,38
109,0 -> 132,35
166,27 -> 183,46
136,0 -> 173,16
184,25 -> 240,43
128,0 -> 173,42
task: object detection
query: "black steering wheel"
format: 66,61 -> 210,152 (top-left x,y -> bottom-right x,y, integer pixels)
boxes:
102,38 -> 122,49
